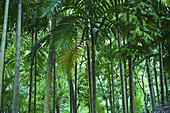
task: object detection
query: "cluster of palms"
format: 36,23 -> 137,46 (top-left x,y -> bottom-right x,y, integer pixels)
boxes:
0,0 -> 169,113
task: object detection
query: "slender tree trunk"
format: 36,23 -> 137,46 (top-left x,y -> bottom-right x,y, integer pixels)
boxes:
56,71 -> 60,113
34,26 -> 37,113
44,13 -> 56,113
129,56 -> 134,113
124,61 -> 128,112
118,33 -> 127,113
86,22 -> 93,113
159,42 -> 165,105
108,64 -> 113,113
126,0 -> 135,112
164,74 -> 168,102
115,0 -> 127,112
110,38 -> 115,113
69,78 -> 73,113
157,0 -> 165,105
28,24 -> 34,113
146,58 -> 156,111
74,62 -> 77,113
91,16 -> 96,113
53,51 -> 56,113
69,77 -> 75,113
0,0 -> 10,111
153,57 -> 160,105
13,0 -> 22,112
123,37 -> 128,113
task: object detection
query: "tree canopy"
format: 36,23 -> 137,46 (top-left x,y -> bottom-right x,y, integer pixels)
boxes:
0,0 -> 169,112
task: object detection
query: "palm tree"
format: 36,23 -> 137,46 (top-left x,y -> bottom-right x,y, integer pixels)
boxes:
157,0 -> 165,105
146,58 -> 156,111
44,12 -> 56,113
13,0 -> 22,112
0,0 -> 10,111
153,57 -> 160,105
114,0 -> 127,112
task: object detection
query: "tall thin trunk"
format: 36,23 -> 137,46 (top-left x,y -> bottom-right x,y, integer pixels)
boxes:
146,58 -> 156,111
118,33 -> 127,113
108,66 -> 113,113
110,38 -> 115,113
91,15 -> 96,113
154,57 -> 160,105
34,27 -> 37,113
56,70 -> 60,113
74,62 -> 77,113
115,0 -> 127,112
157,0 -> 165,105
69,77 -> 75,113
123,37 -> 128,113
159,42 -> 165,105
86,22 -> 93,113
44,13 -> 56,113
164,74 -> 168,102
126,0 -> 135,112
129,55 -> 134,113
124,61 -> 128,112
53,51 -> 56,113
69,78 -> 73,113
13,0 -> 22,112
28,24 -> 34,113
0,0 -> 10,111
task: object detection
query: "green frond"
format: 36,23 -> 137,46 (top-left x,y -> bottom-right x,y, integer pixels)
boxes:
58,38 -> 85,78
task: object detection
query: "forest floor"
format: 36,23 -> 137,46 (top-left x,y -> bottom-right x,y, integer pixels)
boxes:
152,101 -> 170,113
153,93 -> 170,113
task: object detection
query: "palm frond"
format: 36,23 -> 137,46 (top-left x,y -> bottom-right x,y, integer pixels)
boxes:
58,37 -> 85,78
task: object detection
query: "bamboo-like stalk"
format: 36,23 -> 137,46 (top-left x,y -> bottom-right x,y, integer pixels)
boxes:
44,12 -> 56,113
13,0 -> 22,112
0,0 -> 10,111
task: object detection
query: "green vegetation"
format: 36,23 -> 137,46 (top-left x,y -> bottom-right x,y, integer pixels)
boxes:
0,0 -> 169,113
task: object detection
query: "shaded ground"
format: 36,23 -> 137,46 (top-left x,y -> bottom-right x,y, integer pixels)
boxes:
152,101 -> 170,113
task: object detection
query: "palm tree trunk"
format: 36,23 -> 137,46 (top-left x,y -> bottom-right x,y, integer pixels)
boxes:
129,56 -> 135,113
110,38 -> 115,113
126,0 -> 135,112
164,74 -> 168,101
86,24 -> 93,113
53,51 -> 56,113
74,62 -> 77,113
34,26 -> 37,113
28,24 -> 34,113
159,42 -> 165,104
154,57 -> 160,105
115,0 -> 127,112
69,78 -> 73,113
146,58 -> 156,111
0,0 -> 10,111
108,64 -> 113,113
123,37 -> 128,113
69,76 -> 75,113
118,33 -> 127,113
157,0 -> 165,105
44,12 -> 56,113
91,16 -> 96,113
13,0 -> 22,112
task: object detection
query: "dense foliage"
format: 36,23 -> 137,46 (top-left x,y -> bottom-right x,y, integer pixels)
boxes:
0,0 -> 169,112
